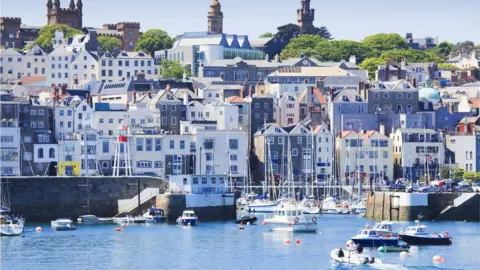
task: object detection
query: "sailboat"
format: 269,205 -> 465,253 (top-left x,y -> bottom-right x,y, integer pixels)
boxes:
1,180 -> 25,236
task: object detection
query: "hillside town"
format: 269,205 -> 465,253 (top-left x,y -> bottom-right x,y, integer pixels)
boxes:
1,0 -> 480,189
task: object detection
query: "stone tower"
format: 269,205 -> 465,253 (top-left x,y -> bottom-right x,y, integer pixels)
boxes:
297,0 -> 315,29
207,0 -> 223,34
47,0 -> 83,29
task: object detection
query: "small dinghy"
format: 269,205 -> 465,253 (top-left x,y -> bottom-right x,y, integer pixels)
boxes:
234,215 -> 257,224
378,243 -> 410,253
330,248 -> 382,266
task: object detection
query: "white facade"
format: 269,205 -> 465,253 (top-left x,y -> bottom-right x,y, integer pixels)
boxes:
71,50 -> 99,86
47,46 -> 74,86
34,144 -> 58,163
54,102 -> 75,139
447,52 -> 479,69
314,124 -> 333,180
0,123 -> 21,176
74,100 -> 95,132
22,45 -> 48,78
445,134 -> 479,172
169,174 -> 229,194
97,51 -> 158,83
266,82 -> 312,98
337,130 -> 394,183
0,48 -> 24,82
277,93 -> 300,126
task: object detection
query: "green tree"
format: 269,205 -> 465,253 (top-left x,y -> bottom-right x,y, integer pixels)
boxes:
430,41 -> 454,60
379,49 -> 444,63
276,23 -> 332,40
437,63 -> 458,71
135,29 -> 173,56
362,33 -> 408,56
280,34 -> 326,59
359,57 -> 385,80
259,32 -> 274,38
160,59 -> 191,80
440,167 -> 451,179
29,24 -> 83,52
451,41 -> 475,55
97,36 -> 122,52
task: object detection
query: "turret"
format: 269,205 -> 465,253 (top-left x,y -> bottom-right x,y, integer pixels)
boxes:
54,0 -> 60,9
47,0 -> 53,9
69,0 -> 75,10
76,0 -> 83,13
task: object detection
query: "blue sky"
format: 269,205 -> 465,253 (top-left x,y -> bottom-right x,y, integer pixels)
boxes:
1,0 -> 479,44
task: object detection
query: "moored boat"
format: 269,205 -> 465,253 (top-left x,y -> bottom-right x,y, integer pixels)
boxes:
143,208 -> 166,223
371,221 -> 398,237
264,202 -> 317,233
0,210 -> 25,236
247,199 -> 278,213
234,215 -> 257,224
51,218 -> 77,231
351,229 -> 399,247
77,215 -> 98,224
176,210 -> 198,226
399,220 -> 452,246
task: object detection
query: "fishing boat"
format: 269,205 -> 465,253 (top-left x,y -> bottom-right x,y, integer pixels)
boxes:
143,208 -> 166,223
378,244 -> 410,253
77,215 -> 98,224
176,210 -> 198,226
234,215 -> 257,224
0,209 -> 25,236
330,249 -> 382,265
51,218 -> 77,231
263,202 -> 317,233
351,228 -> 399,247
399,220 -> 452,245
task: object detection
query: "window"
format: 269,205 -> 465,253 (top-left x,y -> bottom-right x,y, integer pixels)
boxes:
383,93 -> 389,99
136,138 -> 143,151
374,93 -> 380,99
292,149 -> 298,156
230,165 -> 238,174
204,138 -> 214,149
31,109 -> 37,116
154,161 -> 163,168
172,117 -> 177,125
297,137 -> 302,144
146,139 -> 153,151
192,177 -> 199,184
38,148 -> 44,159
136,161 -> 152,168
407,93 -> 413,99
229,139 -> 238,150
49,148 -> 55,158
202,177 -> 208,184
180,140 -> 185,149
206,153 -> 213,161
103,140 -> 109,153
397,93 -> 403,99
230,154 -> 238,161
155,139 -> 161,151
162,117 -> 167,125
169,140 -> 174,149
278,137 -> 284,144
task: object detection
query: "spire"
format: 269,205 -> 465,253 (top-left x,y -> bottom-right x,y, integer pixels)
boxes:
54,0 -> 60,8
47,0 -> 53,9
69,0 -> 75,10
76,0 -> 83,10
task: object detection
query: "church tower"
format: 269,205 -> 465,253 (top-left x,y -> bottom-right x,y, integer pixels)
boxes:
297,0 -> 315,29
207,0 -> 223,34
47,0 -> 83,29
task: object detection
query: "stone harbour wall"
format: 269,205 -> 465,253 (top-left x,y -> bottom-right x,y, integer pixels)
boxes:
3,176 -> 167,222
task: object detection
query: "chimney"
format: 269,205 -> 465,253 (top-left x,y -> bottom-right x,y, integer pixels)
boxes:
183,89 -> 189,105
385,63 -> 390,81
248,85 -> 253,97
132,90 -> 137,103
379,122 -> 385,135
61,84 -> 67,96
274,54 -> 280,62
329,87 -> 334,99
468,123 -> 475,134
412,77 -> 417,88
265,54 -> 270,62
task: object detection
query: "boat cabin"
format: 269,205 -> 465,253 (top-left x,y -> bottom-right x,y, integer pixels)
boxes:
356,229 -> 381,238
169,174 -> 229,194
373,222 -> 393,232
274,209 -> 302,217
404,225 -> 428,235
148,208 -> 164,216
182,210 -> 196,218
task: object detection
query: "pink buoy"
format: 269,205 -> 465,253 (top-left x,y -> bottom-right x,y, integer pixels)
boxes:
35,226 -> 42,232
284,239 -> 291,244
121,223 -> 127,227
433,255 -> 444,263
262,221 -> 267,226
295,239 -> 300,244
114,228 -> 123,232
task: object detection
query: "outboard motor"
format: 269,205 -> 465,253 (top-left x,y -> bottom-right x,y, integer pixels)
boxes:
363,257 -> 369,264
370,257 -> 375,264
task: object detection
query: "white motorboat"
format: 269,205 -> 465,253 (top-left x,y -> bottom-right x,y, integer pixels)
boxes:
321,197 -> 348,214
98,217 -> 115,224
399,220 -> 452,246
331,248 -> 382,266
300,197 -> 320,214
247,199 -> 278,213
0,211 -> 25,236
351,228 -> 399,247
176,210 -> 198,226
51,218 -> 77,231
350,199 -> 367,214
77,215 -> 98,224
143,208 -> 166,223
264,202 -> 317,233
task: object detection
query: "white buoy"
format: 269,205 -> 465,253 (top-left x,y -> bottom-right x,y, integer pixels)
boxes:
400,251 -> 409,258
433,255 -> 444,263
246,222 -> 251,225
35,226 -> 42,232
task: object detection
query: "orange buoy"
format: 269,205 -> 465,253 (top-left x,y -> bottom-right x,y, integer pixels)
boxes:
295,239 -> 300,244
121,223 -> 127,227
284,239 -> 291,244
35,226 -> 42,232
114,228 -> 123,232
433,255 -> 444,263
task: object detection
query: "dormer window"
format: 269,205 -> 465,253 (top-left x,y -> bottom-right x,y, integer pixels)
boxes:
355,96 -> 362,102
342,96 -> 348,102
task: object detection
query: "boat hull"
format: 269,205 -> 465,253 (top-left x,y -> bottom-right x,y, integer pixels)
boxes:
177,218 -> 197,226
234,217 -> 257,224
351,238 -> 399,248
400,234 -> 452,245
0,224 -> 24,236
247,204 -> 277,213
267,221 -> 317,233
53,226 -> 77,231
330,249 -> 382,265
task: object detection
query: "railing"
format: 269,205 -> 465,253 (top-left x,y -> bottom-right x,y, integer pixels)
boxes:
117,188 -> 160,214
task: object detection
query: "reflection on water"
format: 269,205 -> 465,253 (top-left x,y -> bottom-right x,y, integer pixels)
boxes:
1,216 -> 479,270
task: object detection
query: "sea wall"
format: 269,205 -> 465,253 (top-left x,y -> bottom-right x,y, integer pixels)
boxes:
156,193 -> 236,222
3,176 -> 168,222
366,192 -> 479,221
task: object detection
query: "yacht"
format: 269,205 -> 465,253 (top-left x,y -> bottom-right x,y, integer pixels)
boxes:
176,210 -> 198,226
321,197 -> 348,214
77,215 -> 98,224
247,199 -> 278,213
351,229 -> 399,247
0,210 -> 25,236
400,220 -> 452,245
299,196 -> 320,214
143,208 -> 166,223
263,202 -> 317,233
51,218 -> 77,231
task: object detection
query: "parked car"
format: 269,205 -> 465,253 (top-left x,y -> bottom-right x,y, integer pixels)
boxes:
405,185 -> 419,193
473,183 -> 480,192
453,185 -> 473,192
419,185 -> 446,193
389,183 -> 406,191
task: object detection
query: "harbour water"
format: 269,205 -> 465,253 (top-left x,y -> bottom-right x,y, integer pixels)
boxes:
1,215 -> 479,269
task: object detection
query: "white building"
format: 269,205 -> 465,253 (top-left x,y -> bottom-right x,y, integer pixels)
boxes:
445,133 -> 480,172
0,48 -> 24,82
391,128 -> 445,182
54,99 -> 76,139
47,45 -> 74,86
0,120 -> 21,176
277,93 -> 300,126
114,51 -> 158,81
337,130 -> 394,184
313,123 -> 333,181
446,51 -> 479,69
71,50 -> 99,86
186,101 -> 239,130
22,45 -> 47,78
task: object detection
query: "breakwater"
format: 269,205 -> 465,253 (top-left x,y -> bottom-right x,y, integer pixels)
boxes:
2,176 -> 168,222
366,191 -> 479,221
